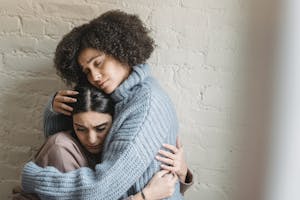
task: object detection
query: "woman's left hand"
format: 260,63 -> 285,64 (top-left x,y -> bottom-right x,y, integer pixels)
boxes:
156,137 -> 188,183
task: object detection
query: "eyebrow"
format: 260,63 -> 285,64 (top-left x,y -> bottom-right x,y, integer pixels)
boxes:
74,122 -> 108,128
80,54 -> 103,70
87,55 -> 102,64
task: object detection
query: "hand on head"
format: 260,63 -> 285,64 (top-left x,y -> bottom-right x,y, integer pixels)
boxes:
53,90 -> 78,116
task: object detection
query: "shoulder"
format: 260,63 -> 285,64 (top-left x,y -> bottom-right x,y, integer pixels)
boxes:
139,77 -> 176,113
35,131 -> 87,170
47,131 -> 75,146
133,77 -> 171,103
48,131 -> 71,139
126,77 -> 176,120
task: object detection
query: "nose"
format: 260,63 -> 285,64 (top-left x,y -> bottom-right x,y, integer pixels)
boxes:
90,70 -> 102,82
88,131 -> 98,145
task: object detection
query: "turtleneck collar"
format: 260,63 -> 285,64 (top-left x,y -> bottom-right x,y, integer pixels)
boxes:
110,63 -> 150,102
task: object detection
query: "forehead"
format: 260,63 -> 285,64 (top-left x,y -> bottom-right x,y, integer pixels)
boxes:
78,48 -> 104,64
73,111 -> 112,126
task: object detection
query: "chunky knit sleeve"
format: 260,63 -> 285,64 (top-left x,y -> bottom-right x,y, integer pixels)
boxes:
21,86 -> 179,200
43,94 -> 72,137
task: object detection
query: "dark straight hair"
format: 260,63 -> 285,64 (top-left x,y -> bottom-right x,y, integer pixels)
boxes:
70,83 -> 114,116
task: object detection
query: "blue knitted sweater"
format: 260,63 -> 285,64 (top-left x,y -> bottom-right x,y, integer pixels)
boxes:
21,64 -> 182,200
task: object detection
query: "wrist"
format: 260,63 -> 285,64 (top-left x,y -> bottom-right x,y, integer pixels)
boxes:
179,167 -> 188,182
132,193 -> 143,200
142,187 -> 150,200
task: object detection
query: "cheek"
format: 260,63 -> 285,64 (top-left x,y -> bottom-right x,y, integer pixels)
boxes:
87,76 -> 100,88
103,131 -> 110,140
98,134 -> 106,142
97,132 -> 109,143
105,67 -> 116,79
76,132 -> 86,143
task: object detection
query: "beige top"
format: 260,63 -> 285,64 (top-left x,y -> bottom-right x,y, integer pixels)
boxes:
34,131 -> 91,172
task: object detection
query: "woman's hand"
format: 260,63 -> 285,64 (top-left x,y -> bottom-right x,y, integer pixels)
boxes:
53,90 -> 78,116
156,137 -> 188,183
141,170 -> 178,200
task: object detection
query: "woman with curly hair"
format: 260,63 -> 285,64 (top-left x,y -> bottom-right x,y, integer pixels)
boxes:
21,10 -> 192,199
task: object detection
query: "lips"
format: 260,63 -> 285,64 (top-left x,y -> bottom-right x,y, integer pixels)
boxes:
86,145 -> 101,149
98,80 -> 108,89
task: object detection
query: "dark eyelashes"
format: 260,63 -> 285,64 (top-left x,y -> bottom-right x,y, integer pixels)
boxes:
96,127 -> 106,132
75,127 -> 106,132
82,69 -> 90,75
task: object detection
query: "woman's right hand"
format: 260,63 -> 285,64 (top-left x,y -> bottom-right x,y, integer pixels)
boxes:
53,90 -> 78,116
142,170 -> 178,200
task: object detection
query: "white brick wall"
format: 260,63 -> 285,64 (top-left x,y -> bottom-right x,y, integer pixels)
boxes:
0,0 -> 247,199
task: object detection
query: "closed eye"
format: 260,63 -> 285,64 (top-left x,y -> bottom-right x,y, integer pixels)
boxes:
76,128 -> 87,132
95,126 -> 106,133
74,123 -> 87,132
95,61 -> 102,67
95,123 -> 108,133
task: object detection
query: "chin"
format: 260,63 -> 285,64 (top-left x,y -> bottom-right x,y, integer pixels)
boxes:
87,149 -> 101,154
103,88 -> 114,94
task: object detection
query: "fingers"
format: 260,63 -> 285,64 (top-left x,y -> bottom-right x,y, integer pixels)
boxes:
53,90 -> 78,115
155,169 -> 170,177
171,173 -> 178,182
158,150 -> 175,160
55,108 -> 72,116
53,101 -> 73,113
60,103 -> 74,112
156,155 -> 174,166
55,95 -> 77,103
161,164 -> 175,173
163,143 -> 178,153
58,90 -> 79,96
162,172 -> 178,183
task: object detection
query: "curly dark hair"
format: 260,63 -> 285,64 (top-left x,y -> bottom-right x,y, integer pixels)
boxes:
54,10 -> 155,85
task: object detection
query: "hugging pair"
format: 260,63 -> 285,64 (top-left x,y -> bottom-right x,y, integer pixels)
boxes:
17,10 -> 193,200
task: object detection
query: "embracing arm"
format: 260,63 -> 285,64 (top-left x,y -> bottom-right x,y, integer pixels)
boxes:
156,138 -> 194,194
128,170 -> 178,200
22,89 -> 178,200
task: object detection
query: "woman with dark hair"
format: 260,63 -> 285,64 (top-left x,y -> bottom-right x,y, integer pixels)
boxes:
22,10 -> 193,199
14,84 -> 182,200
